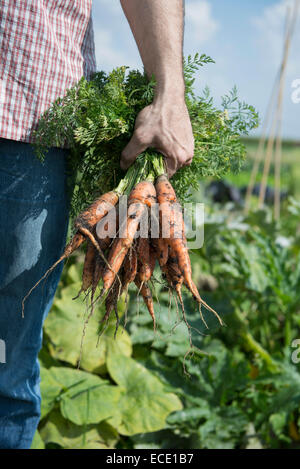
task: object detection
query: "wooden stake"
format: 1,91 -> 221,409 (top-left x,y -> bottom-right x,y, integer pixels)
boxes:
258,6 -> 294,208
274,0 -> 300,219
244,72 -> 280,214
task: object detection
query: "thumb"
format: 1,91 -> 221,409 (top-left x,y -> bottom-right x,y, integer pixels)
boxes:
120,133 -> 148,170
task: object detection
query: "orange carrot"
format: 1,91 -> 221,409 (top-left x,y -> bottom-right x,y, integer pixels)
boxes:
103,278 -> 122,324
164,253 -> 185,310
156,175 -> 223,325
156,176 -> 192,286
75,191 -> 119,232
170,238 -> 222,323
122,247 -> 138,291
102,181 -> 156,292
81,243 -> 96,292
156,175 -> 177,204
95,206 -> 119,251
148,245 -> 158,278
166,254 -> 184,293
137,237 -> 151,283
157,238 -> 169,267
102,202 -> 146,291
73,242 -> 96,300
129,181 -> 157,208
75,191 -> 119,255
91,255 -> 104,297
137,237 -> 149,261
95,230 -> 112,252
134,278 -> 156,329
156,175 -> 188,274
138,244 -> 157,283
151,238 -> 168,267
64,232 -> 86,257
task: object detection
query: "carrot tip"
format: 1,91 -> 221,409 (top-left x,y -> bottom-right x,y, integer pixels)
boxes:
72,288 -> 83,301
198,305 -> 209,329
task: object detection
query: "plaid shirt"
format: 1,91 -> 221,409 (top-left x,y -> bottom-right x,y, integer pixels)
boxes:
0,0 -> 96,143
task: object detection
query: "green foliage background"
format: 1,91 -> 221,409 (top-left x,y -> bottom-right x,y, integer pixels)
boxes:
30,57 -> 299,449
33,162 -> 300,448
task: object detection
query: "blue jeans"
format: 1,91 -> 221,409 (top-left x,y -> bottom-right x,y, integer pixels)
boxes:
0,138 -> 70,449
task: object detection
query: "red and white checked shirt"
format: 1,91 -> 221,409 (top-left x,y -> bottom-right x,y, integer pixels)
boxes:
0,0 -> 96,143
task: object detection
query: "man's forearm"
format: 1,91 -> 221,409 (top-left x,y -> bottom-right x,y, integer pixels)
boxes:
120,0 -> 193,176
120,0 -> 185,99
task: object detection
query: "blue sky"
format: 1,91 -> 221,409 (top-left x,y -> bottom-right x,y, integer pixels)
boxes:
92,0 -> 300,140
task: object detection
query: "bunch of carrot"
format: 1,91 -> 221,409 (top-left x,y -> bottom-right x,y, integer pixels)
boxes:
22,155 -> 222,331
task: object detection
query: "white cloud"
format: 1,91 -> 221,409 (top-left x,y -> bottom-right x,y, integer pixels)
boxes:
93,27 -> 141,71
253,0 -> 300,76
92,0 -> 219,71
252,1 -> 300,140
95,0 -> 122,16
91,1 -> 142,72
93,28 -> 123,70
185,0 -> 219,44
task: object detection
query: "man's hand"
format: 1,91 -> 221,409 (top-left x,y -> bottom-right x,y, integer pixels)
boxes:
120,0 -> 192,177
120,95 -> 194,177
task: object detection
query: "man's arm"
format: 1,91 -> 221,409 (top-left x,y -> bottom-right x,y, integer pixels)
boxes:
120,0 -> 194,177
